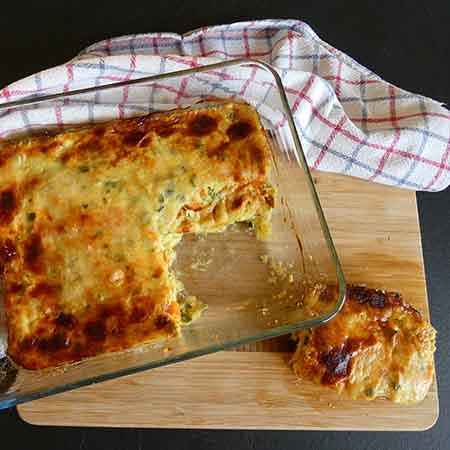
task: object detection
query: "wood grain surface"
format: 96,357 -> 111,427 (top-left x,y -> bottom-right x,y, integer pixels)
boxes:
18,171 -> 438,430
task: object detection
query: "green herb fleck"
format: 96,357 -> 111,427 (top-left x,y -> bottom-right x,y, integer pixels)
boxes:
207,186 -> 218,202
178,296 -> 207,324
365,387 -> 374,397
47,267 -> 58,278
26,212 -> 36,222
78,165 -> 90,173
392,383 -> 401,392
81,203 -> 89,209
104,180 -> 120,189
181,310 -> 191,323
158,193 -> 165,203
190,176 -> 198,187
112,253 -> 126,262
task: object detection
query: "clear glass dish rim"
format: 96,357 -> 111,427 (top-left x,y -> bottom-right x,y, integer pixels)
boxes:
0,58 -> 346,409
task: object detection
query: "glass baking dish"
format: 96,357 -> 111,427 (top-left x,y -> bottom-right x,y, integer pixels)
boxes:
0,59 -> 345,409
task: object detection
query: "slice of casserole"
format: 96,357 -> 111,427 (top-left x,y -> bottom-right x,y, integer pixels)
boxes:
291,286 -> 436,404
0,102 -> 275,369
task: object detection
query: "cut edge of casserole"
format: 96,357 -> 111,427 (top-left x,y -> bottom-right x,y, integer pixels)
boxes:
291,285 -> 436,404
0,101 -> 275,369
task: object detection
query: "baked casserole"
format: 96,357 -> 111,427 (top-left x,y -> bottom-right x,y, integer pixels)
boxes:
0,102 -> 275,369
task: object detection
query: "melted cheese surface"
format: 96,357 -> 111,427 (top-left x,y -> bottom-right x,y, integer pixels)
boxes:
0,102 -> 274,369
291,286 -> 436,404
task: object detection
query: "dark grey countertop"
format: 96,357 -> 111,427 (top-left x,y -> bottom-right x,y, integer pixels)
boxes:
0,1 -> 449,449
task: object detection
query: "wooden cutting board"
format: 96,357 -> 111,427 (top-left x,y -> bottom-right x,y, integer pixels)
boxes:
18,172 -> 438,430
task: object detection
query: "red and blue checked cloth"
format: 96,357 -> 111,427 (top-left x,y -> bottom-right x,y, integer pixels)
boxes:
1,19 -> 450,191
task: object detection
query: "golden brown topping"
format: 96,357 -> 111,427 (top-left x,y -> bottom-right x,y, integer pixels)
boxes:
123,131 -> 146,147
0,239 -> 16,265
22,177 -> 41,194
84,321 -> 107,342
187,114 -> 218,136
36,333 -> 70,353
207,141 -> 228,158
264,192 -> 275,208
0,188 -> 17,225
0,146 -> 15,168
129,296 -> 155,324
155,124 -> 176,138
29,282 -> 58,299
231,196 -> 245,210
152,267 -> 163,279
154,314 -> 171,329
1,102 -> 274,369
292,286 -> 436,404
24,233 -> 44,274
55,312 -> 75,329
227,121 -> 253,140
350,285 -> 391,308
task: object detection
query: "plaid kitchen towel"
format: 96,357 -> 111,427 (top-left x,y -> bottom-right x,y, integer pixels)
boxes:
1,19 -> 450,191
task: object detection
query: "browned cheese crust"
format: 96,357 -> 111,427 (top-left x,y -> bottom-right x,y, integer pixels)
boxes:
291,286 -> 436,404
0,102 -> 274,369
